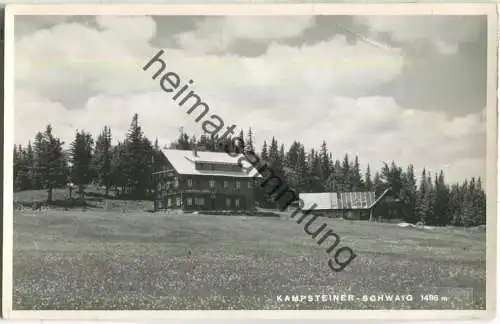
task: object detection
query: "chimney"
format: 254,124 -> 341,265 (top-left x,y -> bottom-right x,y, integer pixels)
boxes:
192,141 -> 198,157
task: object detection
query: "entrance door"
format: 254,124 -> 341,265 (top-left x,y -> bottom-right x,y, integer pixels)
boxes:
210,193 -> 216,210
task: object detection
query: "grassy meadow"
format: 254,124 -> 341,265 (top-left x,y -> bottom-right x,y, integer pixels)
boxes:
12,189 -> 486,310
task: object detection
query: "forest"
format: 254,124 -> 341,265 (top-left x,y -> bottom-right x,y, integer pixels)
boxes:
13,113 -> 486,227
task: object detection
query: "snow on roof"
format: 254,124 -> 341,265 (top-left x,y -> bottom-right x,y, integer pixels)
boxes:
160,149 -> 260,178
300,192 -> 339,210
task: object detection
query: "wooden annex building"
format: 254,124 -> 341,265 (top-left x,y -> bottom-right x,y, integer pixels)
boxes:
299,188 -> 392,221
152,147 -> 259,212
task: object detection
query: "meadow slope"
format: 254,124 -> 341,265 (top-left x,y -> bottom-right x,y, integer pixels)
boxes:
12,205 -> 486,310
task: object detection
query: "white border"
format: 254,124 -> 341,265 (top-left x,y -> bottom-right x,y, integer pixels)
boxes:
3,3 -> 498,321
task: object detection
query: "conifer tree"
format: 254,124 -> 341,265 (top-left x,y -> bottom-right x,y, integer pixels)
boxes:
110,142 -> 127,196
319,141 -> 332,183
341,154 -> 351,191
268,137 -> 280,166
260,141 -> 268,161
279,144 -> 285,165
245,128 -> 255,154
351,155 -> 363,190
364,164 -> 373,191
305,149 -> 322,192
296,144 -> 308,191
285,141 -> 300,187
70,130 -> 94,199
93,126 -> 113,196
401,164 -> 418,223
474,177 -> 487,225
121,113 -> 153,197
461,179 -> 475,227
433,170 -> 450,225
33,125 -> 68,203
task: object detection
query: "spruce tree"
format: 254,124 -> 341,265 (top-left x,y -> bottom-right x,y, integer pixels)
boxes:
119,114 -> 155,197
296,144 -> 308,191
364,164 -> 373,191
319,141 -> 332,183
400,165 -> 418,223
110,142 -> 127,196
416,168 -> 428,223
33,125 -> 68,203
260,141 -> 269,162
474,177 -> 486,225
351,155 -> 363,190
448,183 -> 462,226
285,141 -> 300,187
93,126 -> 113,196
245,128 -> 255,154
433,170 -> 450,225
70,130 -> 94,199
341,154 -> 351,191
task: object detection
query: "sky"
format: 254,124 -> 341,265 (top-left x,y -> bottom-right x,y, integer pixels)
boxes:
13,14 -> 488,183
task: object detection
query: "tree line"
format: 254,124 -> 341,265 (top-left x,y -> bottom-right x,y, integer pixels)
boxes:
13,113 -> 486,227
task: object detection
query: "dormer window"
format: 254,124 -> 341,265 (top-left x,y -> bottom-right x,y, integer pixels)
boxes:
194,160 -> 242,172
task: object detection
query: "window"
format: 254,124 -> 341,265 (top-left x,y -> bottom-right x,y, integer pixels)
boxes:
224,181 -> 229,188
225,198 -> 231,208
174,177 -> 179,188
187,197 -> 193,206
195,197 -> 205,206
176,197 -> 181,207
235,199 -> 240,208
167,198 -> 172,207
235,181 -> 241,190
187,178 -> 193,187
209,180 -> 215,188
248,181 -> 252,189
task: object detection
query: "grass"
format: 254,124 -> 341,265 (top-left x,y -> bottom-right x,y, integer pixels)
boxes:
12,190 -> 486,310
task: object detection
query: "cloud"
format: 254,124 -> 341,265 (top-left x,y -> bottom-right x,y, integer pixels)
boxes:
15,16 -> 159,109
13,15 -> 486,183
357,15 -> 484,55
175,16 -> 315,54
14,15 -> 73,37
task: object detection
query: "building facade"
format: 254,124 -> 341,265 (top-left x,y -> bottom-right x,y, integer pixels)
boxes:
153,148 -> 258,212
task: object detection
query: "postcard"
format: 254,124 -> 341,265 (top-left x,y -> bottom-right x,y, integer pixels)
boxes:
2,2 -> 497,321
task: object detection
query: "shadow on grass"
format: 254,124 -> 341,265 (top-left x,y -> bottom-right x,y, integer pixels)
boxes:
86,191 -> 154,202
85,191 -> 120,200
17,199 -> 99,209
195,210 -> 281,218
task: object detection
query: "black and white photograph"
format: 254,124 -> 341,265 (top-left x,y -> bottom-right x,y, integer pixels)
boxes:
3,3 -> 497,320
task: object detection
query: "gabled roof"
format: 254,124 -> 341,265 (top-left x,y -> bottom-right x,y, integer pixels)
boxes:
160,149 -> 260,178
299,189 -> 390,211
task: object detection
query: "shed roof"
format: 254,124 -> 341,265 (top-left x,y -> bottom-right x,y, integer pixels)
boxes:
299,190 -> 388,211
